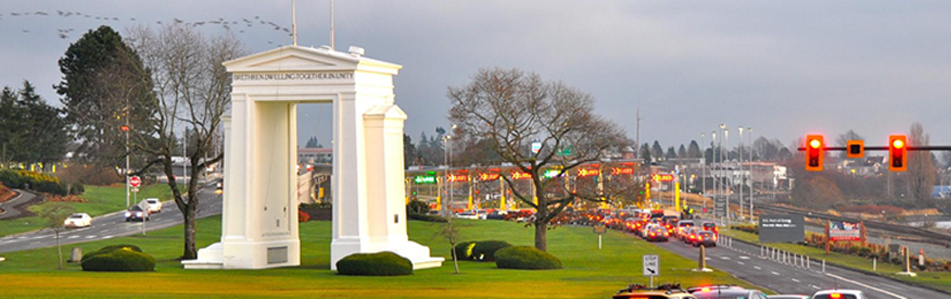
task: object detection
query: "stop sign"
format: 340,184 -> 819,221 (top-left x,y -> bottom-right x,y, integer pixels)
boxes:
129,176 -> 142,188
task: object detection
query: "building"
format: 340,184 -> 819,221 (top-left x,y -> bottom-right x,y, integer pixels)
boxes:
298,147 -> 332,164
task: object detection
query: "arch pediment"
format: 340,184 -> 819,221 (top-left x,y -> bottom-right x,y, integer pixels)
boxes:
223,45 -> 401,75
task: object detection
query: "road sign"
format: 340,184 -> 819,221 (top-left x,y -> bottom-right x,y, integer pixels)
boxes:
129,176 -> 142,188
643,254 -> 659,276
593,224 -> 606,234
132,187 -> 140,193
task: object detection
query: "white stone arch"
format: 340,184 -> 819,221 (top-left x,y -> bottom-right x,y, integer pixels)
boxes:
183,45 -> 442,270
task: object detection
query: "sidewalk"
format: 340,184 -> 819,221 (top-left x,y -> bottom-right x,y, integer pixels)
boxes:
0,189 -> 38,221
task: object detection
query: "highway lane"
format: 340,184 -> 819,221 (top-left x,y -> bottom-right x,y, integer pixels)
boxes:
0,183 -> 222,254
645,231 -> 946,299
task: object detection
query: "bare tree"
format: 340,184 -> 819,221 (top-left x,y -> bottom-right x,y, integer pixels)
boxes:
126,24 -> 244,259
448,68 -> 629,251
37,202 -> 74,269
907,122 -> 936,206
835,130 -> 864,158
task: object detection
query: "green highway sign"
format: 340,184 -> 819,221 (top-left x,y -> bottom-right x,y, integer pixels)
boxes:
414,175 -> 437,184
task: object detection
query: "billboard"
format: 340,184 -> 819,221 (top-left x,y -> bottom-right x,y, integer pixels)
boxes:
758,214 -> 805,243
828,221 -> 862,241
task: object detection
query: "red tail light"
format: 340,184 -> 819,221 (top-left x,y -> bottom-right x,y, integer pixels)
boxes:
650,233 -> 656,237
830,293 -> 841,299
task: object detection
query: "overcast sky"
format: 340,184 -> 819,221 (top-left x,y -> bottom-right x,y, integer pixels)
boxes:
2,0 -> 949,150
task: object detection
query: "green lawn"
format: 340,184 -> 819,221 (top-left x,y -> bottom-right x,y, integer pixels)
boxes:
0,217 -> 759,298
0,184 -> 172,237
721,229 -> 951,292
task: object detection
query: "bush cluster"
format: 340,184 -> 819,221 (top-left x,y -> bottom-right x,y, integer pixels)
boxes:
81,244 -> 155,272
495,246 -> 562,270
407,212 -> 448,223
336,251 -> 413,276
731,224 -> 759,235
453,240 -> 511,261
0,169 -> 81,196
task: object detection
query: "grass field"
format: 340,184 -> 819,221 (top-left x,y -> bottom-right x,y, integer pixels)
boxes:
0,217 -> 758,298
721,229 -> 951,292
0,184 -> 172,237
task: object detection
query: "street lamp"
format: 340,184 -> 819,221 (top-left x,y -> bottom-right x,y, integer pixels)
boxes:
738,126 -> 743,221
443,124 -> 457,214
748,127 -> 753,222
701,133 -> 706,212
724,128 -> 729,224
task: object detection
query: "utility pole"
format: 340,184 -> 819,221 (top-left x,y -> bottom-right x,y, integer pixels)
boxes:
738,126 -> 743,221
748,127 -> 753,222
635,107 -> 641,158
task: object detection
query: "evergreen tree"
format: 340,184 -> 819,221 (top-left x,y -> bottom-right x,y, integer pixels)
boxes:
56,25 -> 156,167
666,146 -> 677,160
677,144 -> 687,159
651,141 -> 663,161
687,140 -> 702,158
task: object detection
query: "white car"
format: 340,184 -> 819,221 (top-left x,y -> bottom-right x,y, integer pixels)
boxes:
144,198 -> 163,213
63,213 -> 92,228
811,290 -> 866,299
455,211 -> 479,220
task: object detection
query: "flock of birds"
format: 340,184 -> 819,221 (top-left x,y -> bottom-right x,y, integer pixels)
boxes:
1,9 -> 295,45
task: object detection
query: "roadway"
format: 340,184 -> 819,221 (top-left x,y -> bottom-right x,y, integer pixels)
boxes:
0,182 -> 222,254
647,231 -> 946,299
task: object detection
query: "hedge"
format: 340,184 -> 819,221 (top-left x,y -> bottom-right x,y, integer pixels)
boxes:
408,212 -> 448,223
471,240 -> 511,261
336,251 -> 413,276
0,169 -> 80,196
81,245 -> 155,272
495,246 -> 562,270
453,241 -> 477,260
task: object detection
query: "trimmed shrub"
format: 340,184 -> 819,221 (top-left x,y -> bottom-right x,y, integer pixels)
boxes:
0,169 -> 72,195
407,212 -> 448,223
453,241 -> 476,260
298,210 -> 310,222
81,245 -> 154,272
471,240 -> 511,261
495,246 -> 562,270
336,251 -> 413,276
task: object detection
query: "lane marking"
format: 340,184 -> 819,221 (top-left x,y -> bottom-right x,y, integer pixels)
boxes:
85,235 -> 96,239
737,261 -> 745,265
720,256 -> 731,260
753,266 -> 762,270
67,235 -> 79,239
771,271 -> 780,276
811,285 -> 821,290
825,273 -> 908,299
103,235 -> 114,239
791,278 -> 801,283
739,256 -> 750,260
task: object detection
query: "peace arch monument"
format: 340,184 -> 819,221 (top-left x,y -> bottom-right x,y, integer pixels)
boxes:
182,45 -> 443,270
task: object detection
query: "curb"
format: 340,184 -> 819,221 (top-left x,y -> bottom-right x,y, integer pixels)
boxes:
0,190 -> 24,216
728,235 -> 951,296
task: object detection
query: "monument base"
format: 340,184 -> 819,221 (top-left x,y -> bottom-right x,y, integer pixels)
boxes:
183,238 -> 301,270
331,237 -> 443,270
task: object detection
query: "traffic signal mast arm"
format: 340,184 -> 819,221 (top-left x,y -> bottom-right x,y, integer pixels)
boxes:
797,146 -> 951,151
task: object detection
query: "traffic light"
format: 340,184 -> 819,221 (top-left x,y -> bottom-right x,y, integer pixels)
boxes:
805,134 -> 824,171
888,135 -> 907,172
846,140 -> 864,158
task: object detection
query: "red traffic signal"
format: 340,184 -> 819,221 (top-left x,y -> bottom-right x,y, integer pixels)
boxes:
805,135 -> 824,171
889,135 -> 907,172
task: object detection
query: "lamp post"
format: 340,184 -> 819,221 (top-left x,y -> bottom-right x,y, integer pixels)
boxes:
748,127 -> 753,222
724,127 -> 730,224
443,124 -> 457,213
711,131 -> 717,206
701,133 -> 707,214
738,126 -> 743,221
122,122 -> 130,208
